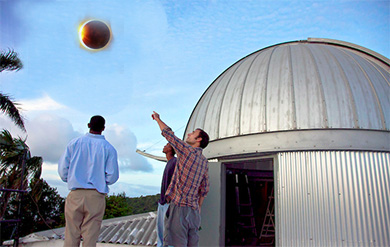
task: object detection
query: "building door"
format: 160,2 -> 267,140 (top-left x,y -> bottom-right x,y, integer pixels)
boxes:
225,158 -> 275,246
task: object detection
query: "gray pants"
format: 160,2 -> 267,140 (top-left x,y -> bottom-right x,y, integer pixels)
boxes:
164,203 -> 201,247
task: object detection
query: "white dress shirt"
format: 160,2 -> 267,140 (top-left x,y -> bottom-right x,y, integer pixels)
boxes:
58,133 -> 119,194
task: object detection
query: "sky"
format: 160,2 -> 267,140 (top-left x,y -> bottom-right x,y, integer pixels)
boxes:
0,0 -> 389,198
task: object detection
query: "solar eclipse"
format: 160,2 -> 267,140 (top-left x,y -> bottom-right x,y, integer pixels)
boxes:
79,19 -> 112,50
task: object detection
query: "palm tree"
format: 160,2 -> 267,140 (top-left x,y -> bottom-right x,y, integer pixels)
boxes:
0,130 -> 42,220
0,49 -> 23,72
0,49 -> 25,132
0,93 -> 25,132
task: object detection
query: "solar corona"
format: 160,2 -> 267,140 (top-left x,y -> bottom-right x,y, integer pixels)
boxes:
79,19 -> 112,50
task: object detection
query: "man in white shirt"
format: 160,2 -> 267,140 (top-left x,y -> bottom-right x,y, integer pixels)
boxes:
58,115 -> 119,247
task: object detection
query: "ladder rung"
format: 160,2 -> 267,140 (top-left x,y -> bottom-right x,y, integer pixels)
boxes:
260,234 -> 275,237
241,225 -> 256,229
237,221 -> 255,225
240,214 -> 254,217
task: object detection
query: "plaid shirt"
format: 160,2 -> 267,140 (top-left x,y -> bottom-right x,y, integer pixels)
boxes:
162,127 -> 209,210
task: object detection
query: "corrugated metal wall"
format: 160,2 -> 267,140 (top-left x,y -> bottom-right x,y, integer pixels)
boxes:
276,151 -> 389,247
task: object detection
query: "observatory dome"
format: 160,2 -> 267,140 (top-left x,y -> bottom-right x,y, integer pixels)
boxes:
184,38 -> 390,158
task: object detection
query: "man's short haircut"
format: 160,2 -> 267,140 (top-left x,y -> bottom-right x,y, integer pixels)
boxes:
169,144 -> 176,156
196,128 -> 209,149
89,115 -> 105,132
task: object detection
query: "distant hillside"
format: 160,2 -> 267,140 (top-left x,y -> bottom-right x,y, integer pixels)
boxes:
126,194 -> 160,215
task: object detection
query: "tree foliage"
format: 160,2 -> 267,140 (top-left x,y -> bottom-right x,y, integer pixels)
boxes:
104,193 -> 160,220
125,194 -> 159,215
0,49 -> 23,73
0,93 -> 25,132
0,49 -> 25,131
0,130 -> 42,219
104,192 -> 133,219
0,179 -> 65,244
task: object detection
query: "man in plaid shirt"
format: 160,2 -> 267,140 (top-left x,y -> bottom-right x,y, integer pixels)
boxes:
152,111 -> 209,247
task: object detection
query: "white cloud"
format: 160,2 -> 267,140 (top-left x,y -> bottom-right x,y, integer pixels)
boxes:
2,111 -> 155,197
0,116 -> 25,135
23,114 -> 153,172
41,162 -> 58,171
25,114 -> 81,163
1,94 -> 86,163
104,124 -> 153,172
19,94 -> 66,111
30,122 -> 156,197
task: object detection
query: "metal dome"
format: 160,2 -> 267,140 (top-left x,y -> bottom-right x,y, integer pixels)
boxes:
184,38 -> 390,158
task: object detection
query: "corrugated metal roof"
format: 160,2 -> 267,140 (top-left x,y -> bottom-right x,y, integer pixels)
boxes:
185,38 -> 390,143
4,212 -> 158,246
98,212 -> 157,245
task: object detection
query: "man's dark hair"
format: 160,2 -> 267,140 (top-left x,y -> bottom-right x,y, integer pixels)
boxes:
89,115 -> 105,132
166,143 -> 176,156
196,128 -> 209,149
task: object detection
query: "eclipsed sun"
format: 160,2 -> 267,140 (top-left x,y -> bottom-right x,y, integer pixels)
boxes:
79,19 -> 112,50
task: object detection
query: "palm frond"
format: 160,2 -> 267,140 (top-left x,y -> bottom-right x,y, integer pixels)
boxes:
0,49 -> 23,72
0,93 -> 26,131
0,129 -> 43,220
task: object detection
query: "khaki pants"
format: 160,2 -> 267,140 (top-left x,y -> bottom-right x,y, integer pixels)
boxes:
64,189 -> 106,247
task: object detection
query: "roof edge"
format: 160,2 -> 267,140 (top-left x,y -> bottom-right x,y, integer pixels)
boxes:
136,149 -> 167,162
307,37 -> 390,66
